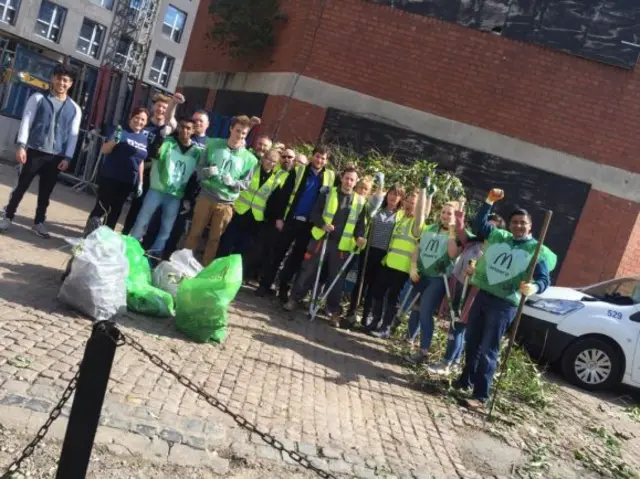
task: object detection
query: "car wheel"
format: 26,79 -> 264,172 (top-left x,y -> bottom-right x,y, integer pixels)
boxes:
561,338 -> 621,391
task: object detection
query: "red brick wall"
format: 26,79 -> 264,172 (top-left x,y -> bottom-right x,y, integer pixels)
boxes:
617,213 -> 640,278
558,191 -> 640,286
259,96 -> 327,146
185,0 -> 640,173
183,0 -> 319,74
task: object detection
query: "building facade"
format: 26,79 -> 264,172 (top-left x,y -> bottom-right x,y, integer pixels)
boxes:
178,0 -> 640,287
0,0 -> 199,91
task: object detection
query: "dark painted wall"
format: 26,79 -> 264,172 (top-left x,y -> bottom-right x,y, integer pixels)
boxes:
321,108 -> 592,280
212,90 -> 268,118
371,0 -> 640,69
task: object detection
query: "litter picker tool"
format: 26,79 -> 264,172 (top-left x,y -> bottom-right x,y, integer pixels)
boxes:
309,250 -> 358,321
487,210 -> 553,420
458,258 -> 476,317
308,239 -> 328,318
441,273 -> 458,331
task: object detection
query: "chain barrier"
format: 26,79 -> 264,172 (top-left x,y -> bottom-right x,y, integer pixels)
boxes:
0,369 -> 80,479
1,325 -> 336,479
120,332 -> 337,479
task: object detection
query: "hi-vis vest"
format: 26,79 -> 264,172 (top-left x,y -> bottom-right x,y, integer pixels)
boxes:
285,166 -> 335,218
311,187 -> 365,252
234,168 -> 288,222
383,212 -> 421,273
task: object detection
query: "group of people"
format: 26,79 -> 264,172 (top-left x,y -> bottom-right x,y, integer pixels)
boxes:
0,71 -> 557,409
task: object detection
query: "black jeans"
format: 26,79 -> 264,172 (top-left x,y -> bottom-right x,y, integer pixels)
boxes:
5,149 -> 63,224
369,266 -> 409,331
347,247 -> 387,318
122,167 -> 150,234
89,177 -> 135,229
259,219 -> 313,293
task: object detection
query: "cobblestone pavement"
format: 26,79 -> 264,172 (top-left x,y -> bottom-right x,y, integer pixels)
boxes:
0,163 -> 639,479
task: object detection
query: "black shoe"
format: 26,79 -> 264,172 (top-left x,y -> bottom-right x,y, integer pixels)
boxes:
255,287 -> 267,297
278,285 -> 289,304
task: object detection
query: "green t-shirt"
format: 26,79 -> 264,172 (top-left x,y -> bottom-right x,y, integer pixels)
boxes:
200,138 -> 258,203
472,229 -> 557,305
149,137 -> 200,198
418,224 -> 454,277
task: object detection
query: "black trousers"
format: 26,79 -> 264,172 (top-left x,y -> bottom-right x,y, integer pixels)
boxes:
347,247 -> 387,318
245,221 -> 279,280
369,266 -> 409,331
122,167 -> 150,234
259,219 -> 313,292
5,149 -> 63,224
89,177 -> 135,229
218,212 -> 261,259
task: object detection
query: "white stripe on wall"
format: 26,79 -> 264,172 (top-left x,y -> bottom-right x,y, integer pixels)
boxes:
180,71 -> 640,203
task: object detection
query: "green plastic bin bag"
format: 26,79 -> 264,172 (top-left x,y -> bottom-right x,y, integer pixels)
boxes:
176,254 -> 243,343
122,236 -> 175,317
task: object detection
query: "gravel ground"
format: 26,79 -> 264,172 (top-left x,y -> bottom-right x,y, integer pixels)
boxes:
0,424 -> 317,479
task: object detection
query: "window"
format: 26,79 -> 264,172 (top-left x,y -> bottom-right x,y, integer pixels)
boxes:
76,18 -> 105,59
583,279 -> 640,306
34,1 -> 66,43
149,51 -> 173,87
162,5 -> 186,43
115,36 -> 133,65
89,0 -> 113,9
0,0 -> 19,25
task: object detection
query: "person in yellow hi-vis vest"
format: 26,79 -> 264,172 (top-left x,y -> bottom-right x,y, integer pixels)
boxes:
283,165 -> 369,327
256,145 -> 337,302
217,149 -> 288,266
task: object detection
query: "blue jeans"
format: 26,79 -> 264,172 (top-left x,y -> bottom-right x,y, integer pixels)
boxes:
130,189 -> 181,256
406,275 -> 446,350
456,290 -> 517,402
443,322 -> 466,365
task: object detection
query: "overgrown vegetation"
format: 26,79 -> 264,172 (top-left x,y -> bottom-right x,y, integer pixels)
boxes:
296,145 -> 470,222
208,0 -> 287,59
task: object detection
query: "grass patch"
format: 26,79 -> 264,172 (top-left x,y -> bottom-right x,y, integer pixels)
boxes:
388,314 -> 554,414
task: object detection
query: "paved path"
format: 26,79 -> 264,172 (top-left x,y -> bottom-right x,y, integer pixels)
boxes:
0,163 -> 472,479
0,163 -> 639,479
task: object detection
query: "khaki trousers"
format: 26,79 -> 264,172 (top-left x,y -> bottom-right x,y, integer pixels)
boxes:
184,196 -> 234,266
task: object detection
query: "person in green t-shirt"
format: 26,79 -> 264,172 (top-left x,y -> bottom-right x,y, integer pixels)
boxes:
401,200 -> 464,361
454,188 -> 554,409
183,115 -> 259,266
130,118 -> 202,258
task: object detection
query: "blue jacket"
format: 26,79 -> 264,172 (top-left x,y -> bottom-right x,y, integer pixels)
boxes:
17,92 -> 81,159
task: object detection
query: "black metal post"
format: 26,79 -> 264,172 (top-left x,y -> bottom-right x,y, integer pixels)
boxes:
56,321 -> 120,479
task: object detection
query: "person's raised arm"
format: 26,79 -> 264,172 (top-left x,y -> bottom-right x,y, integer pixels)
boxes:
473,188 -> 504,240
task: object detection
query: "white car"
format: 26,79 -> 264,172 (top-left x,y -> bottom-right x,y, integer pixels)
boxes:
519,276 -> 640,391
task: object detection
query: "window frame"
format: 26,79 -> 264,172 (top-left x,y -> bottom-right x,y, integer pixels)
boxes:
88,0 -> 113,10
0,0 -> 19,25
162,5 -> 186,43
148,51 -> 174,87
76,18 -> 105,59
34,0 -> 67,44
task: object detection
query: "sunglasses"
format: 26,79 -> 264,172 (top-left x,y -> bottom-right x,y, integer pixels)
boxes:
281,155 -> 294,160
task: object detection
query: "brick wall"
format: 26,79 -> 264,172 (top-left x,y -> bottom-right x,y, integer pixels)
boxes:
617,213 -> 640,278
184,0 -> 640,174
558,191 -> 640,285
259,96 -> 327,145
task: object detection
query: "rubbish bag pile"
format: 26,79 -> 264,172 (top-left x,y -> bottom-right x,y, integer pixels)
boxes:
59,226 -> 243,344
